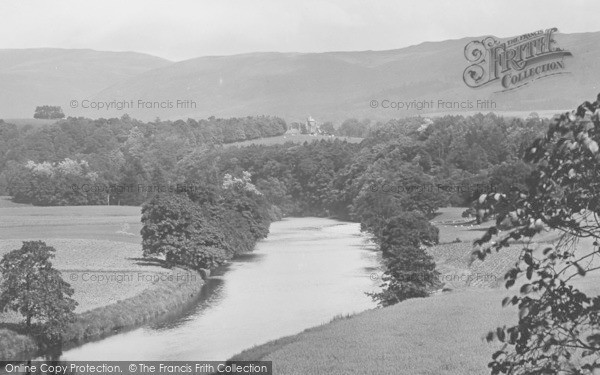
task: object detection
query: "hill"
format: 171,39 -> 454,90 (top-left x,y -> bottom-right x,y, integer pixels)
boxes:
91,31 -> 600,122
0,49 -> 171,119
0,31 -> 598,122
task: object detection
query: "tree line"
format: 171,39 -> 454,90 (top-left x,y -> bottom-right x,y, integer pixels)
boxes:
0,115 -> 287,204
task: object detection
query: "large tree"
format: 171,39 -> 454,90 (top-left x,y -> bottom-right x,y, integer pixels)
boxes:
0,241 -> 77,344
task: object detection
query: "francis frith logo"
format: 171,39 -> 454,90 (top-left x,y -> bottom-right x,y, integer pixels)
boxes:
463,28 -> 572,91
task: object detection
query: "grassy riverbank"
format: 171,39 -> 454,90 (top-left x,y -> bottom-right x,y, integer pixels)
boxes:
230,207 -> 592,375
0,198 -> 205,360
0,267 -> 204,360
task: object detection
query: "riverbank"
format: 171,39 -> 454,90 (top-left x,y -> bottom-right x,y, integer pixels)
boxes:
0,267 -> 204,361
0,201 -> 205,360
231,289 -> 516,374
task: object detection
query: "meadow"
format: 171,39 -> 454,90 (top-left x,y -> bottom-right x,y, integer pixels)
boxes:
0,197 -> 153,314
231,207 -> 600,374
0,197 -> 205,359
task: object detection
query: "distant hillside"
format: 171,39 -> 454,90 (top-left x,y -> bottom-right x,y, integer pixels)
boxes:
0,49 -> 171,119
1,32 -> 598,122
90,32 -> 599,122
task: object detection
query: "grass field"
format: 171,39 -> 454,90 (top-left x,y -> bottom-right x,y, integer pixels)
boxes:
224,134 -> 363,148
0,196 -> 205,359
0,198 -> 142,244
0,197 -> 189,314
231,207 -> 600,374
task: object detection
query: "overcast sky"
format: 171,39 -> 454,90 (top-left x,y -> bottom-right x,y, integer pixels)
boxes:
1,0 -> 599,61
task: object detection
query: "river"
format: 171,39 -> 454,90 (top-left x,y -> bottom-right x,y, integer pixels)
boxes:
59,217 -> 381,361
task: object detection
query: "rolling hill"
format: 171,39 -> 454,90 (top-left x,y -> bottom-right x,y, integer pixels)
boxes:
0,49 -> 171,119
1,31 -> 599,122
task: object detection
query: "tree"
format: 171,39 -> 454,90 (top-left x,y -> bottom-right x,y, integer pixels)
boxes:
368,212 -> 440,307
352,162 -> 443,237
33,106 -> 65,119
338,118 -> 371,137
379,211 -> 439,254
475,96 -> 600,374
141,193 -> 229,270
0,241 -> 77,344
10,159 -> 105,206
320,121 -> 335,135
488,160 -> 533,195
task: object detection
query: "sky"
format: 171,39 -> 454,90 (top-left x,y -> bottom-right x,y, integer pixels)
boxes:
1,0 -> 599,61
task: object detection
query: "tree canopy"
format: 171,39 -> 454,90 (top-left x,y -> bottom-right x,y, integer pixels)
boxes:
33,106 -> 65,119
0,241 -> 77,345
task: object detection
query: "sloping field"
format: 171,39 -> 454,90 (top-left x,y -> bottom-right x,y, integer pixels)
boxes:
233,288 -> 517,375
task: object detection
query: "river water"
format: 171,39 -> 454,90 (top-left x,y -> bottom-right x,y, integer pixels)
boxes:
59,217 -> 380,361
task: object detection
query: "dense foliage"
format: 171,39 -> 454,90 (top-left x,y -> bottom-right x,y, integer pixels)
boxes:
8,159 -> 106,205
0,241 -> 77,345
141,172 -> 271,270
33,106 -> 65,119
474,96 -> 600,374
0,115 -> 287,203
367,212 -> 441,306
